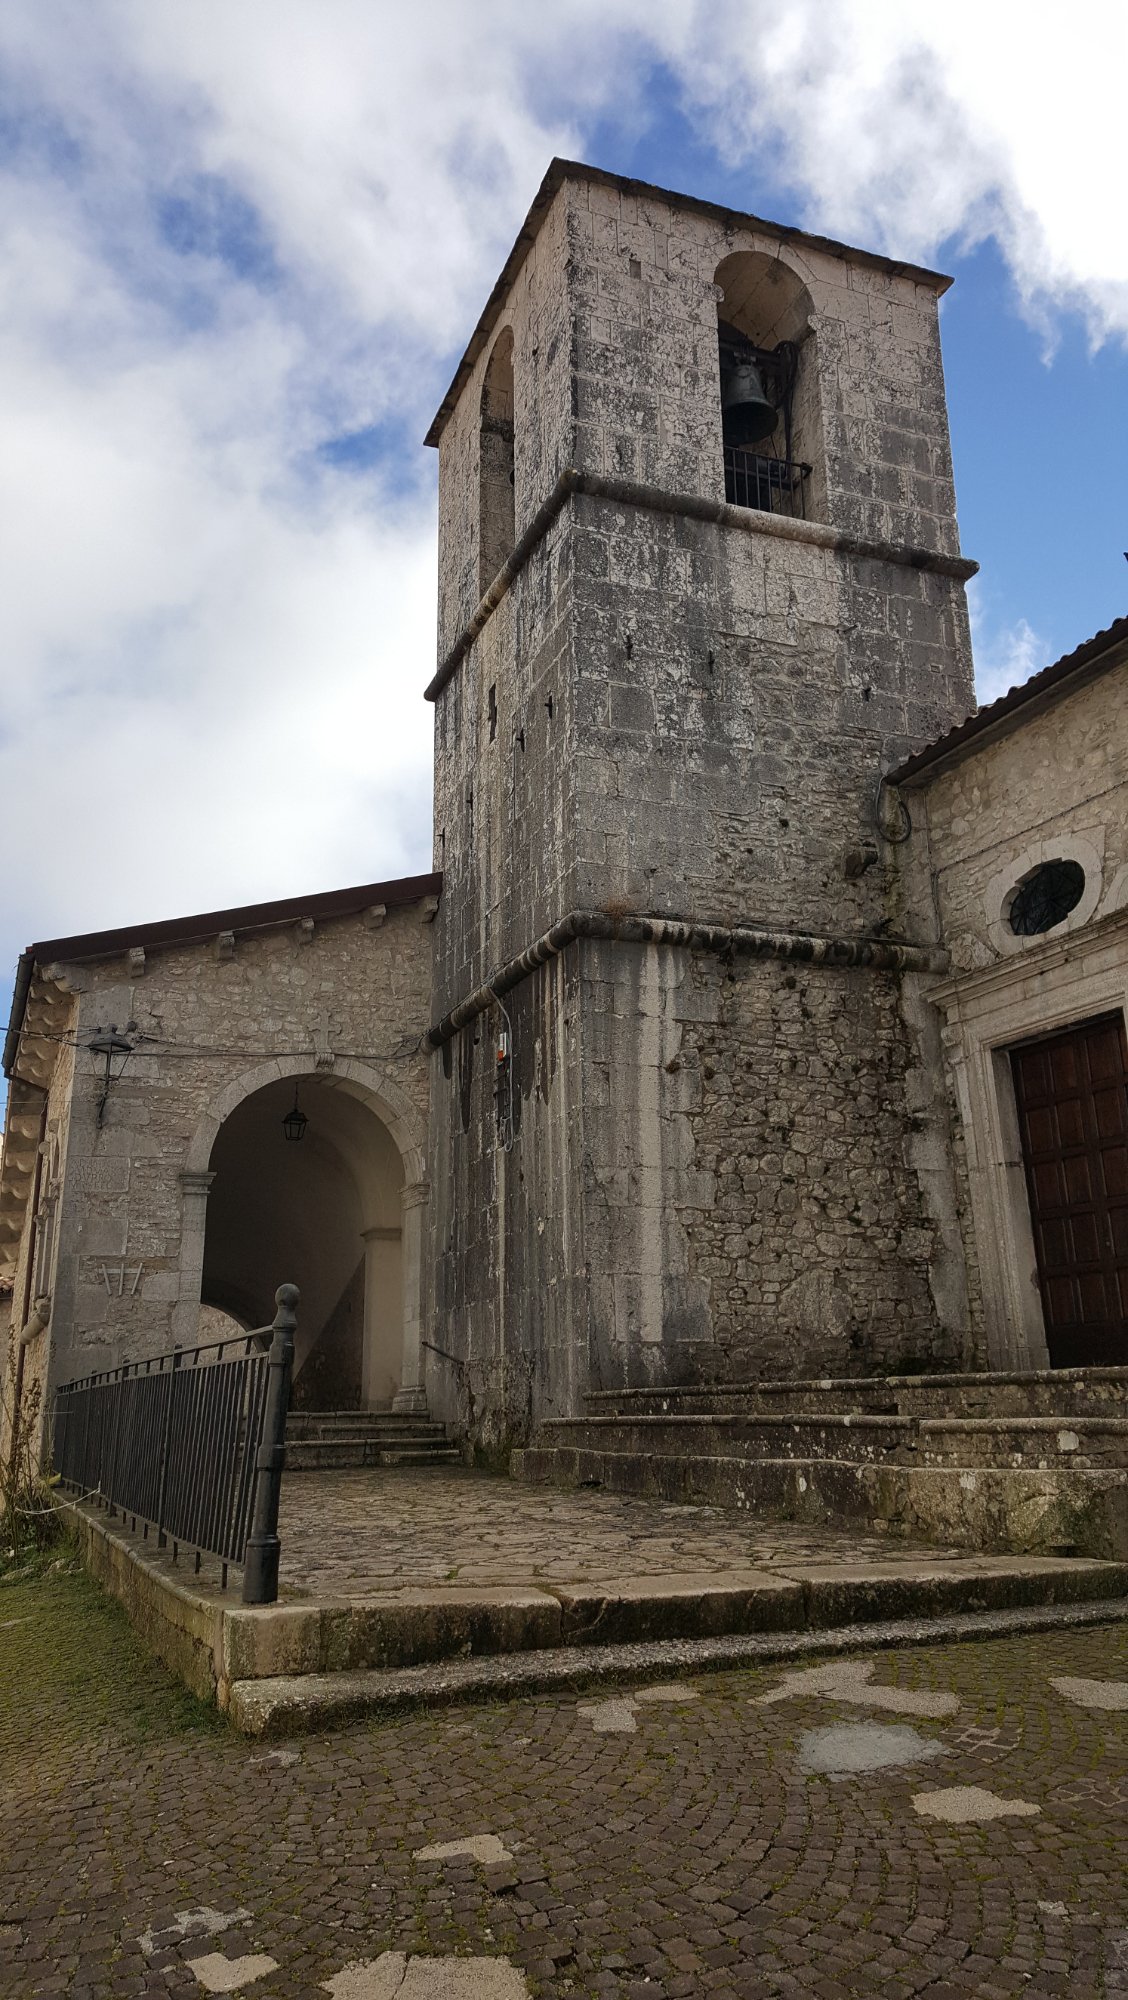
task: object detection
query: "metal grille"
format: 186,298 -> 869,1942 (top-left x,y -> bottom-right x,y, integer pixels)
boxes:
724,447 -> 810,519
52,1331 -> 272,1579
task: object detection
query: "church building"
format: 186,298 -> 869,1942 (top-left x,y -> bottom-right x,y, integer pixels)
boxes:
4,161 -> 1127,1534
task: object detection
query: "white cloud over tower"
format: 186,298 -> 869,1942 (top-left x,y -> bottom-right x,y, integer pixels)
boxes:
1,1 -> 1124,957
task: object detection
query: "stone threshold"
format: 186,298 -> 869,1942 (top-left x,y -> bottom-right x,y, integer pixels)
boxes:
229,1594 -> 1128,1738
62,1494 -> 1128,1725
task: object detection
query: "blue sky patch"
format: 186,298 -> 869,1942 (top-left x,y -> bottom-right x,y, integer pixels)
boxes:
156,173 -> 280,291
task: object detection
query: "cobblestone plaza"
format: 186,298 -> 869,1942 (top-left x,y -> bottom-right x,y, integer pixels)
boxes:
3,1559 -> 1127,1999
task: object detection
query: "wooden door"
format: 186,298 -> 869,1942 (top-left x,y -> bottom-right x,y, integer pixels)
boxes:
1011,1013 -> 1128,1367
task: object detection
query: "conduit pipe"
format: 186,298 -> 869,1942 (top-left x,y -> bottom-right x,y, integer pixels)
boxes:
9,1090 -> 48,1460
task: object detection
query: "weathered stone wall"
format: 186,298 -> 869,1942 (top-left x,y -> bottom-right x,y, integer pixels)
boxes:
580,943 -> 967,1388
563,175 -> 960,555
891,645 -> 1128,1371
431,511 -> 576,1021
427,950 -> 591,1448
426,165 -> 977,1441
435,185 -> 573,657
434,166 -> 963,668
426,930 -> 972,1442
895,654 -> 1128,971
8,906 -> 433,1404
567,497 -> 972,934
1,1011 -> 79,1447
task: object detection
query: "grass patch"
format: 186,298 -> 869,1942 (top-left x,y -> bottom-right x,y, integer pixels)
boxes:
0,1559 -> 226,1753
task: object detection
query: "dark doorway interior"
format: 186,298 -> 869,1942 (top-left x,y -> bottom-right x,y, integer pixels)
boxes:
201,1074 -> 405,1409
1011,1012 -> 1128,1367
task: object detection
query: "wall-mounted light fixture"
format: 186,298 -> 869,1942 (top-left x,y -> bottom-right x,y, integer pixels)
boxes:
282,1082 -> 308,1143
87,1025 -> 134,1127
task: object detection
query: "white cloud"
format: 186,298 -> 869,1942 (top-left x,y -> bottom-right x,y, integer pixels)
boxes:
0,1 -> 1125,966
653,0 -> 1128,343
967,579 -> 1047,707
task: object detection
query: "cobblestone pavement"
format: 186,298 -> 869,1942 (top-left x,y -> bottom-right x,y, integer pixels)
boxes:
274,1470 -> 960,1598
3,1561 -> 1128,1997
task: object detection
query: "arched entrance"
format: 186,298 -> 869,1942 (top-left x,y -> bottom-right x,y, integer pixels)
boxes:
193,1069 -> 419,1410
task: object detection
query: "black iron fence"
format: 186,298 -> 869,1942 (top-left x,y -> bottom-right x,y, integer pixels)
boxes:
52,1283 -> 298,1604
724,446 -> 810,519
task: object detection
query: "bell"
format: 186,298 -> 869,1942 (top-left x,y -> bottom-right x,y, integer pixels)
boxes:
721,358 -> 778,447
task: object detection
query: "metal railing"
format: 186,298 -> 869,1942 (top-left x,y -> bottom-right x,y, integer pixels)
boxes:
51,1283 -> 298,1604
724,446 -> 810,519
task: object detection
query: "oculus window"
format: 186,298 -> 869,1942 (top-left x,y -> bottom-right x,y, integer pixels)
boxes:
1007,860 -> 1086,937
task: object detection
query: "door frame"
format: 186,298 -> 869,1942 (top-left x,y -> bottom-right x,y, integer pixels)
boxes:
929,910 -> 1128,1371
1008,1010 -> 1128,1368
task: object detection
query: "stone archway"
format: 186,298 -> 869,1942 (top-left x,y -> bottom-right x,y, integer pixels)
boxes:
177,1059 -> 429,1412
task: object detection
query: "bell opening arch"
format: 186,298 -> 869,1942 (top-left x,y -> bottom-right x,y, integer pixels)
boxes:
479,326 -> 515,592
714,250 -> 824,522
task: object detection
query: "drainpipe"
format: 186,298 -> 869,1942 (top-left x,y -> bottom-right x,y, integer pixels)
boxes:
10,1091 -> 48,1467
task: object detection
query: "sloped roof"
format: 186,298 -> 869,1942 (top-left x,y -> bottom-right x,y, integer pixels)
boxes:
4,871 -> 442,1077
887,614 -> 1128,787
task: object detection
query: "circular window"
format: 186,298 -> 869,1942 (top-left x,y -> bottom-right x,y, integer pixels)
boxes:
1007,859 -> 1086,937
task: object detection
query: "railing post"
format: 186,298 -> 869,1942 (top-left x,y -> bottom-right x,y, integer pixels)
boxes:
241,1284 -> 298,1607
155,1349 -> 182,1548
80,1378 -> 94,1494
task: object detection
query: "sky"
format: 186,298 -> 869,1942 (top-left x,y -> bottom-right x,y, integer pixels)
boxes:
2,1 -> 1127,1033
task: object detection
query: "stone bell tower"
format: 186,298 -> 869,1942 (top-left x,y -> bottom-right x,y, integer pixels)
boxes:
422,159 -> 977,1450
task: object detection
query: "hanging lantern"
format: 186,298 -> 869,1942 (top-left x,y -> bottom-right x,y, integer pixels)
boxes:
87,1025 -> 134,1128
282,1082 -> 308,1143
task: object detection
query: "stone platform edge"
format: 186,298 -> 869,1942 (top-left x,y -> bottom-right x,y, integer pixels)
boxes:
60,1495 -> 1128,1720
228,1594 -> 1128,1738
512,1445 -> 1128,1560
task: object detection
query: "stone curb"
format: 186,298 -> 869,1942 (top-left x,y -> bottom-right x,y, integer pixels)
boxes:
61,1494 -> 1128,1718
227,1593 -> 1128,1736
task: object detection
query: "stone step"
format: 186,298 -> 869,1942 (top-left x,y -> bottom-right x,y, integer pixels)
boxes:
287,1422 -> 449,1444
535,1412 -> 1128,1472
584,1364 -> 1128,1424
227,1595 -> 1128,1738
286,1438 -> 461,1471
213,1547 -> 1128,1696
287,1409 -> 443,1429
287,1414 -> 449,1442
379,1448 -> 465,1469
514,1439 -> 1128,1561
63,1483 -> 1128,1730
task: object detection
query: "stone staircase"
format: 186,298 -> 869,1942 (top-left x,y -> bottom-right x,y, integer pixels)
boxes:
286,1409 -> 461,1471
512,1366 -> 1128,1561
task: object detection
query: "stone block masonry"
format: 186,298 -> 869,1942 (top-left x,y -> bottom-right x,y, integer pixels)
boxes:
890,625 -> 1128,1374
425,160 -> 979,1449
427,928 -> 971,1447
5,895 -> 435,1414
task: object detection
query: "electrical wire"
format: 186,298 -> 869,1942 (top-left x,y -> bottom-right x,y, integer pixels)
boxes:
15,1029 -> 429,1063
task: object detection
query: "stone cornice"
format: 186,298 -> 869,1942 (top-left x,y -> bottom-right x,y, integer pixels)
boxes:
425,467 -> 978,703
926,900 -> 1128,1014
429,907 -> 947,1046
